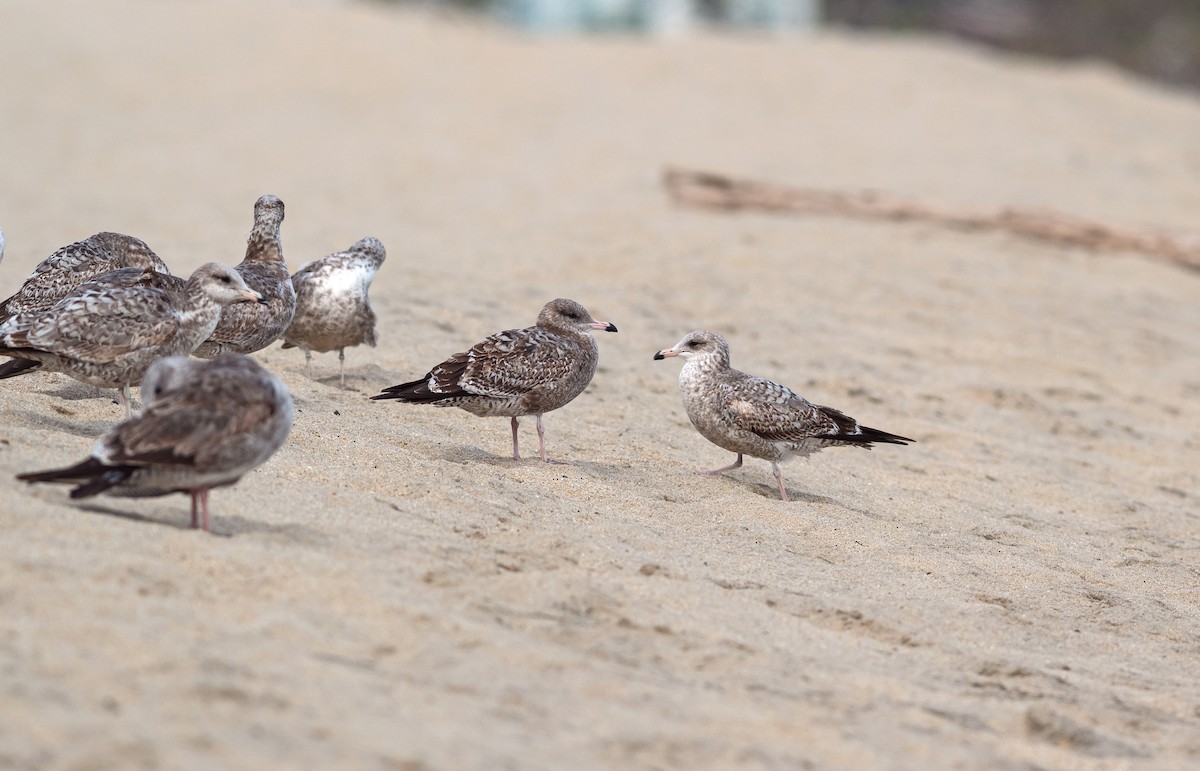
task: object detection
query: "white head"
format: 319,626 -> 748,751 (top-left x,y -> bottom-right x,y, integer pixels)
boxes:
653,329 -> 731,365
189,263 -> 263,306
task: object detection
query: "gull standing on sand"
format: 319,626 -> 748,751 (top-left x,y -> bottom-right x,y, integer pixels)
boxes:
0,232 -> 169,321
0,264 -> 262,417
654,330 -> 912,501
371,298 -> 617,463
281,236 -> 386,386
195,195 -> 296,357
18,354 -> 294,533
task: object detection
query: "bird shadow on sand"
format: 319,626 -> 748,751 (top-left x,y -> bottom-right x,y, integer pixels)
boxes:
702,471 -> 872,511
435,445 -> 627,471
16,408 -> 117,440
68,501 -> 327,542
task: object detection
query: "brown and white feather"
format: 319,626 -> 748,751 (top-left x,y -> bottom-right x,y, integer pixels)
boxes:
0,232 -> 169,321
195,195 -> 296,358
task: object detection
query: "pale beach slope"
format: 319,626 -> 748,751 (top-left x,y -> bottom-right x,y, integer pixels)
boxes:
0,1 -> 1198,768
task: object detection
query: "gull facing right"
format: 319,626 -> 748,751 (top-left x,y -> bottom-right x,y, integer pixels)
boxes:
654,330 -> 912,501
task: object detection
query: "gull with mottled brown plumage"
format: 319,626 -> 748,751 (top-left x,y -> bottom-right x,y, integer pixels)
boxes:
371,298 -> 617,463
0,263 -> 262,417
0,232 -> 169,321
18,354 -> 294,533
654,330 -> 912,501
195,195 -> 296,358
282,235 -> 386,386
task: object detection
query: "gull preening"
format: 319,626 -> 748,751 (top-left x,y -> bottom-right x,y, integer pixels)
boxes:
18,354 -> 294,533
282,236 -> 386,386
0,263 -> 261,417
371,298 -> 617,463
0,232 -> 169,321
195,195 -> 296,358
654,330 -> 912,501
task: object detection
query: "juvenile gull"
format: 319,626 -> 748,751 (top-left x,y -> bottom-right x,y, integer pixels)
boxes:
281,235 -> 386,386
18,354 -> 294,533
0,232 -> 169,321
0,263 -> 261,417
371,298 -> 617,463
195,195 -> 296,358
654,330 -> 912,501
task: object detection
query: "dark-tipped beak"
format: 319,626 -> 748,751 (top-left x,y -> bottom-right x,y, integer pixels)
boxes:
590,320 -> 618,333
256,295 -> 270,305
653,351 -> 666,360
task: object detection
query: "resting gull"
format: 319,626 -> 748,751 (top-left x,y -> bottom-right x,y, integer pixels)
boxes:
654,330 -> 912,501
0,232 -> 169,321
371,298 -> 617,463
282,235 -> 386,386
194,195 -> 296,358
0,263 -> 262,417
18,354 -> 294,533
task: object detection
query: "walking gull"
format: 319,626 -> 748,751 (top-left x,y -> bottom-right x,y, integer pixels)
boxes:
654,330 -> 912,501
372,298 -> 617,462
18,354 -> 294,533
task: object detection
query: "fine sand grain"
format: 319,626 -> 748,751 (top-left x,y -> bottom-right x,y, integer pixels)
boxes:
1,1 -> 1199,768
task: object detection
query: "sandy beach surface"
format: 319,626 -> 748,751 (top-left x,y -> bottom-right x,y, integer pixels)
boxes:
2,1 -> 1199,768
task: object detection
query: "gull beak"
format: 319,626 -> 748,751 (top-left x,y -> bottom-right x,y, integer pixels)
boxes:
590,320 -> 618,333
241,288 -> 265,304
653,348 -> 678,360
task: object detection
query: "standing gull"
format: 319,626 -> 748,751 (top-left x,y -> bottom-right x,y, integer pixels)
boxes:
654,330 -> 912,501
371,298 -> 617,463
18,354 -> 294,533
195,195 -> 296,358
282,236 -> 386,386
0,263 -> 261,417
0,232 -> 169,321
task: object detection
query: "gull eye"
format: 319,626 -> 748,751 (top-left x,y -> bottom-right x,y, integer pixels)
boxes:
218,275 -> 231,283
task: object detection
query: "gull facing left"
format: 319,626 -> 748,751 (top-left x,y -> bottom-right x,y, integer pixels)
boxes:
655,329 -> 912,501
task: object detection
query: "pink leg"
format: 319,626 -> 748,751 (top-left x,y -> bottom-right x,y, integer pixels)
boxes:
190,490 -> 200,529
771,461 -> 790,502
536,414 -> 550,463
117,385 -> 134,419
695,454 -> 743,476
199,489 -> 211,532
510,417 -> 521,460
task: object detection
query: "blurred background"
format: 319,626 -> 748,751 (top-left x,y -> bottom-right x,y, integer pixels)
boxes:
400,0 -> 1200,90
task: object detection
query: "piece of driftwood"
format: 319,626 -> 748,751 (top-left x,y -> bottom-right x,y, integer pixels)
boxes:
662,167 -> 1200,272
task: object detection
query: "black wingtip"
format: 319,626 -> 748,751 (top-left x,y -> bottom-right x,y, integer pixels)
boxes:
859,426 -> 914,446
0,357 -> 42,380
17,458 -> 133,498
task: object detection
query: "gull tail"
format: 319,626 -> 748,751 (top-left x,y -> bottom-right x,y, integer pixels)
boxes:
18,457 -> 135,498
